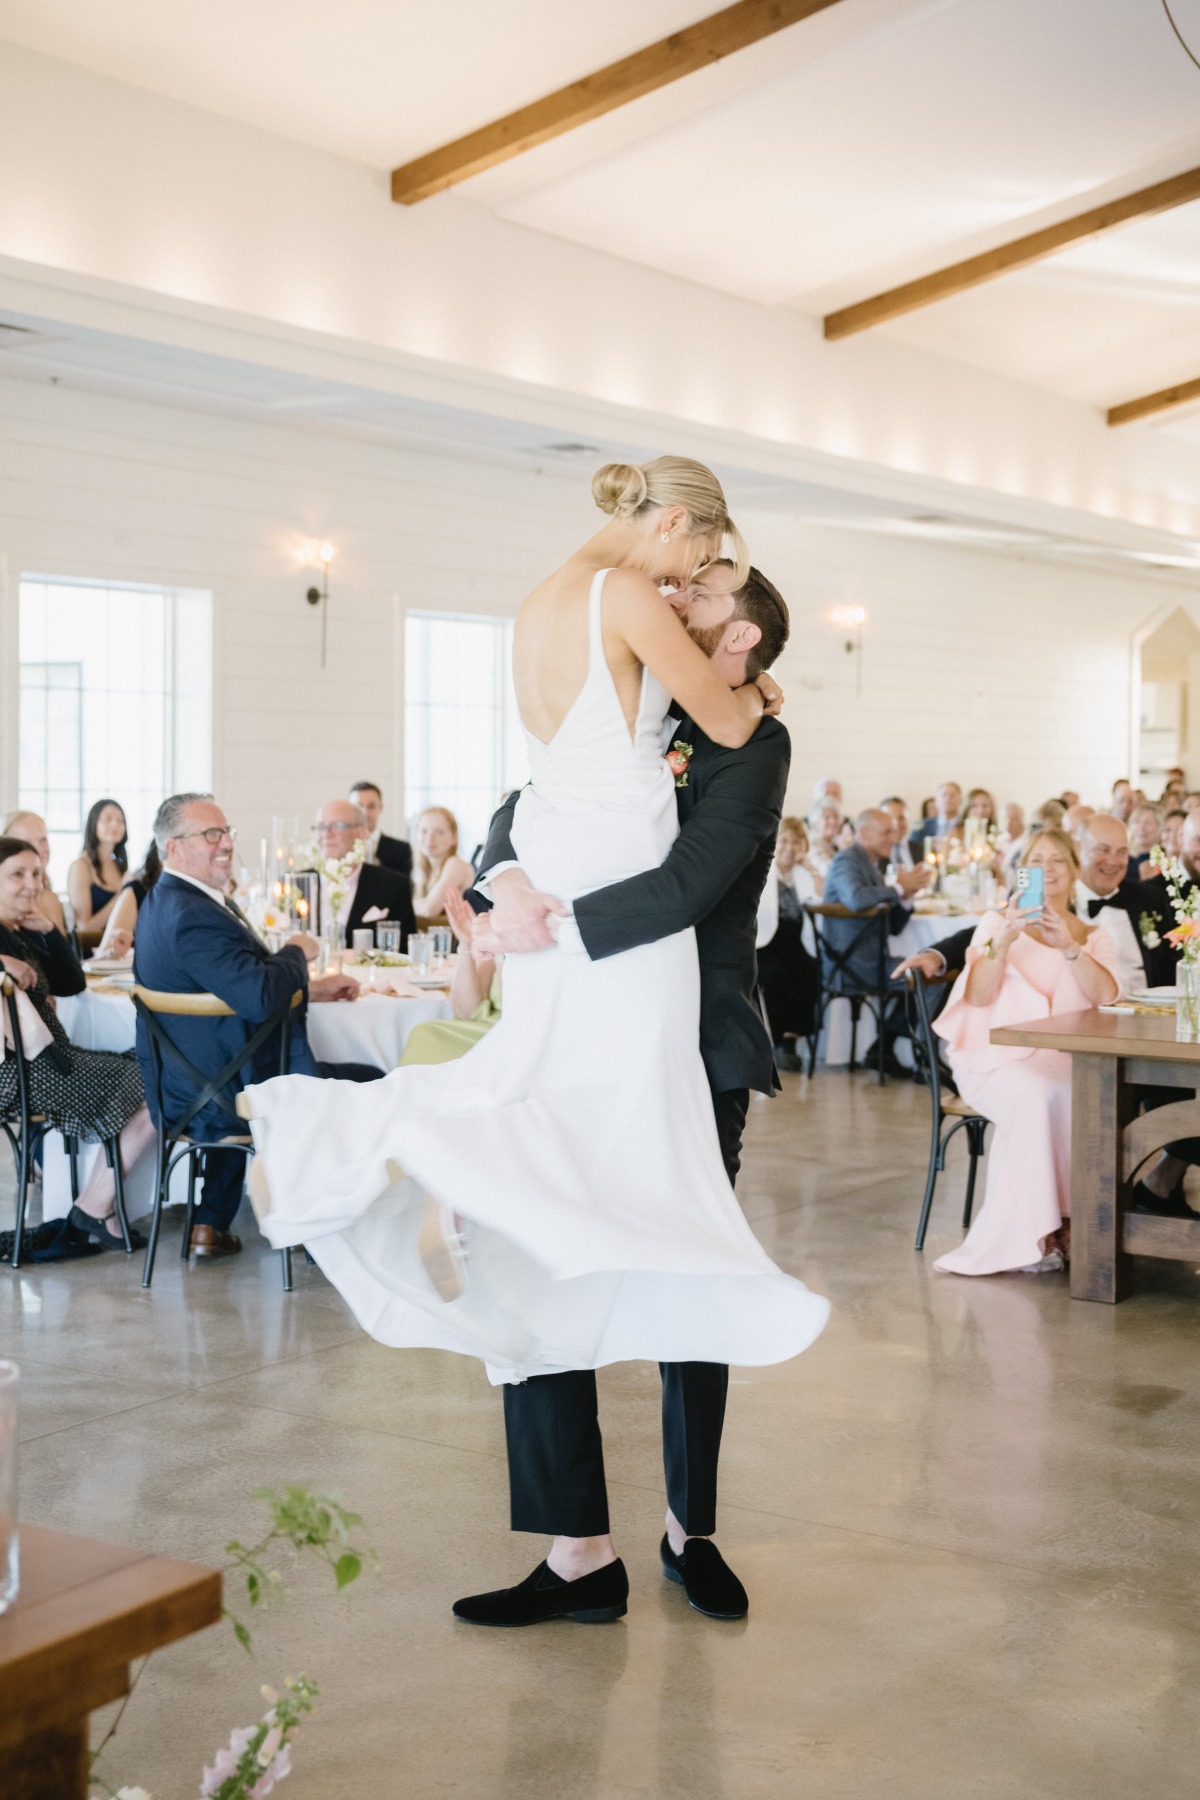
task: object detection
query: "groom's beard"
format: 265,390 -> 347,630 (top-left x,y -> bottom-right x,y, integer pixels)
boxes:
685,621 -> 727,659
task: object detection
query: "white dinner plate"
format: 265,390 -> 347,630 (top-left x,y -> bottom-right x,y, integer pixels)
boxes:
1136,987 -> 1180,1007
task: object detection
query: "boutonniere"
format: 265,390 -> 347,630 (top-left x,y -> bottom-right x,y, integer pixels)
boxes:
1138,911 -> 1162,950
665,740 -> 695,788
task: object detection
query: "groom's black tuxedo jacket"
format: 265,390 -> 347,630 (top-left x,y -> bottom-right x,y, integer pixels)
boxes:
479,713 -> 790,1097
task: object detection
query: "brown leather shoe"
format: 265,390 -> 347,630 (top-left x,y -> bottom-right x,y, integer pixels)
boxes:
189,1224 -> 243,1259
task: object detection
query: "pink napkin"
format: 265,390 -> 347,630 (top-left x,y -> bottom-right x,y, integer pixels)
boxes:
2,987 -> 54,1062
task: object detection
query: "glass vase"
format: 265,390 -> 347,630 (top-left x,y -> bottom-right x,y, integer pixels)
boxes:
1177,961 -> 1200,1044
323,916 -> 344,974
0,1360 -> 19,1614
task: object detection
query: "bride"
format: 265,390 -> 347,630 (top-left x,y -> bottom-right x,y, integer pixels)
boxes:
240,456 -> 829,1382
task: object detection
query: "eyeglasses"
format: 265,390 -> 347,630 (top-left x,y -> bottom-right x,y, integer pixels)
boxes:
313,821 -> 358,834
174,826 -> 238,845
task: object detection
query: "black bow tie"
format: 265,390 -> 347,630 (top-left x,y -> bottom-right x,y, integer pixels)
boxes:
1086,896 -> 1111,918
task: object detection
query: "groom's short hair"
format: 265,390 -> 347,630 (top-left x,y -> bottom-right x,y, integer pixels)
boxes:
709,560 -> 790,680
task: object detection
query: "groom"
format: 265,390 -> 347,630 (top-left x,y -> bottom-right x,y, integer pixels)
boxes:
454,561 -> 792,1628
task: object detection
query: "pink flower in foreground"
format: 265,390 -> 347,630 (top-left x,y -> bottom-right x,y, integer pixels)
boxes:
271,1747 -> 292,1782
247,1773 -> 276,1799
258,1725 -> 283,1766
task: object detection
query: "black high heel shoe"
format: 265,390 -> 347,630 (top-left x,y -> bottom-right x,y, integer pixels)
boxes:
68,1205 -> 145,1253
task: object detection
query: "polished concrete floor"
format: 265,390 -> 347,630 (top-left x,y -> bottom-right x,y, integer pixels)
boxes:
5,1071 -> 1200,1798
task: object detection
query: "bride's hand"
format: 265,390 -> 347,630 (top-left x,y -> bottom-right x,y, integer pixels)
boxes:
756,672 -> 783,718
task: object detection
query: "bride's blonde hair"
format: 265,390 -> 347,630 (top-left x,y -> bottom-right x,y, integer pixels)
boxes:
592,456 -> 749,583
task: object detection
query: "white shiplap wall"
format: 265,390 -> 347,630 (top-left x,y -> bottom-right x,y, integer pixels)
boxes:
0,373 -> 1192,847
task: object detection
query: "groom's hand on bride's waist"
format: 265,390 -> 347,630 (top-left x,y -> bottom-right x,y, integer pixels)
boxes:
486,869 -> 568,953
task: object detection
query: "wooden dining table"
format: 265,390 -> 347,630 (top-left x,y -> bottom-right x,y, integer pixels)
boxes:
989,1008 -> 1200,1303
0,1524 -> 221,1798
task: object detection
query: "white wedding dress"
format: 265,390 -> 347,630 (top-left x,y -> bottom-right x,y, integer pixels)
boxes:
243,570 -> 830,1382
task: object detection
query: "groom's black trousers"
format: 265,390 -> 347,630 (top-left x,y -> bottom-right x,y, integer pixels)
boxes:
503,1087 -> 749,1538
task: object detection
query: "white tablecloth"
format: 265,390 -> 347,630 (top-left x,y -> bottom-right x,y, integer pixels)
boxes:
46,985 -> 453,1219
820,910 -> 974,1068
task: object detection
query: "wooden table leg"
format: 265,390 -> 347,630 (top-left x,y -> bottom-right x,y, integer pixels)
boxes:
1070,1056 -> 1135,1302
0,1718 -> 88,1798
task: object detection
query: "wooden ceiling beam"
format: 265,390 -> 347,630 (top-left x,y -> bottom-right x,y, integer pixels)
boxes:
1108,376 -> 1200,428
391,0 -> 847,205
824,164 -> 1200,340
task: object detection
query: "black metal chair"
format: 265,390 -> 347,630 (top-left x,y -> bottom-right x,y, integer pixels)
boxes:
1,974 -> 130,1267
805,900 -> 894,1084
905,968 -> 990,1251
132,985 -> 302,1290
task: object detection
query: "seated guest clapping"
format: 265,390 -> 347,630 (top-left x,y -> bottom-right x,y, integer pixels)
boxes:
807,801 -> 845,879
348,781 -> 412,880
931,829 -> 1118,1277
312,800 -> 415,947
2,812 -> 68,935
1128,803 -> 1163,876
68,798 -> 129,933
0,836 -> 156,1248
135,794 -> 381,1260
756,816 -> 820,1071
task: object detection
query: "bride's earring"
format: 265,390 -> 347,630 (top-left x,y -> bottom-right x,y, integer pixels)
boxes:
660,531 -> 670,542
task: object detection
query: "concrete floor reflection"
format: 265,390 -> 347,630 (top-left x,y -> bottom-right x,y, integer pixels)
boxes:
4,1068 -> 1200,1797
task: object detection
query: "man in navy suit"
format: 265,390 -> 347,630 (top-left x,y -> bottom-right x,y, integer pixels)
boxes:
135,793 -> 378,1259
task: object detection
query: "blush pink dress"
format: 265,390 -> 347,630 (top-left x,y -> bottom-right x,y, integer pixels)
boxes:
932,912 -> 1119,1276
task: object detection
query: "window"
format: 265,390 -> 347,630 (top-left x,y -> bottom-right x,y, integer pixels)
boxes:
18,576 -> 213,879
404,612 -> 527,856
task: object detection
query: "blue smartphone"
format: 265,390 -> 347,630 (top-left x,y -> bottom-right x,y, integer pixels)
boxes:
1015,865 -> 1044,914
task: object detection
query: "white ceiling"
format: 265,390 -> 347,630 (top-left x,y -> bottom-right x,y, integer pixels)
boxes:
2,0 -> 1200,431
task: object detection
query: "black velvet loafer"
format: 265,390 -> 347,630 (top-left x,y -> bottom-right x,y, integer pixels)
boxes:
660,1535 -> 748,1619
453,1557 -> 628,1627
1132,1180 -> 1194,1219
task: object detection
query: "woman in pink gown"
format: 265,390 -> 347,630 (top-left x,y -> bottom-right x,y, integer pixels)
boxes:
933,828 -> 1118,1276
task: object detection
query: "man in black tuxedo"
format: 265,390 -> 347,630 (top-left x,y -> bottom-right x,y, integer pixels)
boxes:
348,780 -> 412,881
452,564 -> 790,1631
1073,814 -> 1176,992
312,800 -> 415,946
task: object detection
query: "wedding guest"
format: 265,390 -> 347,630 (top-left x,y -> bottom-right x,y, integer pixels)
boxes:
823,810 -> 930,1073
96,840 -> 162,958
1110,779 -> 1134,824
913,781 -> 963,851
0,835 -> 156,1249
67,798 -> 129,933
1063,802 -> 1095,841
1073,814 -> 1173,994
135,794 -> 380,1259
412,807 -> 474,927
1162,809 -> 1187,859
920,797 -> 937,821
1001,802 -> 1025,840
399,886 -> 501,1067
807,801 -> 844,879
812,776 -> 844,811
1184,792 -> 1200,816
1060,789 -> 1081,809
755,816 -> 820,1071
1128,803 -> 1163,876
932,829 -> 1118,1276
882,796 -> 915,873
348,781 -> 413,880
2,810 -> 67,934
312,800 -> 414,946
965,788 -> 997,828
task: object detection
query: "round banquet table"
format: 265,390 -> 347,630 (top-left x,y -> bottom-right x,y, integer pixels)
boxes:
819,909 -> 975,1069
44,983 -> 453,1221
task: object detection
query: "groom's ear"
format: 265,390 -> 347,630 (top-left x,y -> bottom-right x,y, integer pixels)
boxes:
724,619 -> 762,655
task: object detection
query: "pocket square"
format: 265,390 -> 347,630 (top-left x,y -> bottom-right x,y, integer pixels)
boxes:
362,905 -> 388,923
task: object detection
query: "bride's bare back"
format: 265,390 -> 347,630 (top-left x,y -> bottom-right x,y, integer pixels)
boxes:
514,557 -> 647,748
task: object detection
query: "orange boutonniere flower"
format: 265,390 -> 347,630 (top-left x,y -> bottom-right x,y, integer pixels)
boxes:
1166,919 -> 1200,948
665,740 -> 694,788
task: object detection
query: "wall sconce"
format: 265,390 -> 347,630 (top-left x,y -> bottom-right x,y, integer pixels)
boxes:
829,604 -> 867,697
305,541 -> 336,667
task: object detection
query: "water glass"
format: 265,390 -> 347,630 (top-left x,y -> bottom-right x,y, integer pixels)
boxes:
351,928 -> 375,962
377,922 -> 402,956
431,926 -> 452,963
0,1360 -> 19,1614
409,932 -> 433,974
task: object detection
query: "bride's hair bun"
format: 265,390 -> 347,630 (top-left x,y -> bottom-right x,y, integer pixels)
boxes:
592,462 -> 649,518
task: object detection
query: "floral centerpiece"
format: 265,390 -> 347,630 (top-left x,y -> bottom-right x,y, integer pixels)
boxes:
1152,846 -> 1200,1041
304,840 -> 366,961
